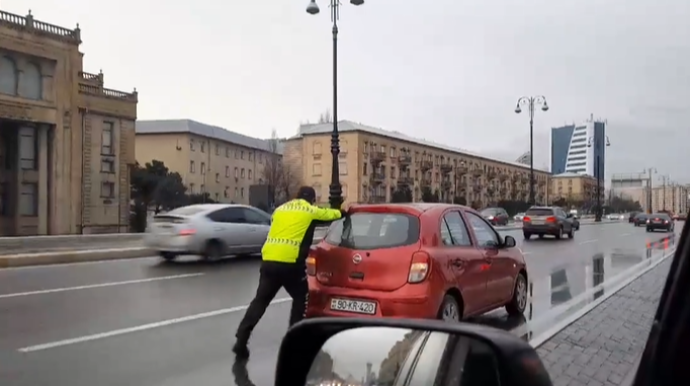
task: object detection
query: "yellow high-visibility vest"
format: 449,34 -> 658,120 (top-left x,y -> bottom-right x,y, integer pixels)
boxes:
262,199 -> 342,263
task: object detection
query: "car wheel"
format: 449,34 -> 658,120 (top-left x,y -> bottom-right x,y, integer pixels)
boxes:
646,228 -> 652,232
203,239 -> 225,261
506,272 -> 528,316
159,252 -> 177,261
555,227 -> 563,239
523,232 -> 531,240
438,294 -> 461,322
567,227 -> 575,239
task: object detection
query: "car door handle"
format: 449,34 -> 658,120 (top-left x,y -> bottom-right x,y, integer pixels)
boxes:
451,259 -> 463,267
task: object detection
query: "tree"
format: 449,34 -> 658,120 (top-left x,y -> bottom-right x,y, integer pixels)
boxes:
453,196 -> 467,205
318,109 -> 333,123
262,129 -> 299,205
391,186 -> 413,203
130,160 -> 187,232
421,187 -> 439,203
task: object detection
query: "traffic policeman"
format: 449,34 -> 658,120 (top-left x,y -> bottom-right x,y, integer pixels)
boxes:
233,186 -> 345,358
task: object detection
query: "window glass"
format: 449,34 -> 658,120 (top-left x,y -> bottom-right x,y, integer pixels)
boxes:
326,213 -> 420,250
242,207 -> 270,224
168,205 -> 207,216
466,213 -> 500,247
442,211 -> 472,246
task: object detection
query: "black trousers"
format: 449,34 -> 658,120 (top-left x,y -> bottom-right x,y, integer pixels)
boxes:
235,261 -> 308,344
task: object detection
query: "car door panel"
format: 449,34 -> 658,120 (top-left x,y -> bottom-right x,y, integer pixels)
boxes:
464,211 -> 515,305
241,207 -> 272,252
440,211 -> 488,316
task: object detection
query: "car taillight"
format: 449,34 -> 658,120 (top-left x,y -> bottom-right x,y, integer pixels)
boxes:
523,216 -> 531,222
546,216 -> 557,223
408,251 -> 430,284
306,256 -> 316,276
179,229 -> 196,236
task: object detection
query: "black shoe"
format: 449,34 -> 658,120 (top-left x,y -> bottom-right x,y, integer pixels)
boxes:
233,341 -> 250,359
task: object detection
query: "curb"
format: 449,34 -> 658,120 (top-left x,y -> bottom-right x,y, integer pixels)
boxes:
0,248 -> 152,269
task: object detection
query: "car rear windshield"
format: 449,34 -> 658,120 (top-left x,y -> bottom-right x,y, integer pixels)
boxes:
325,213 -> 420,249
526,208 -> 554,216
635,213 -> 647,219
165,206 -> 207,216
651,213 -> 671,219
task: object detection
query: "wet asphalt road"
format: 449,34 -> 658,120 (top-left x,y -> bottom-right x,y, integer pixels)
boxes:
0,221 -> 681,386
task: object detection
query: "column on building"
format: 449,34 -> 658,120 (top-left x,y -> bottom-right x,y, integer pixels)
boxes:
12,123 -> 49,235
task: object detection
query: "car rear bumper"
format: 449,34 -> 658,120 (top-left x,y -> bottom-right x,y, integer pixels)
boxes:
144,235 -> 199,253
306,278 -> 437,319
523,224 -> 560,234
647,224 -> 672,230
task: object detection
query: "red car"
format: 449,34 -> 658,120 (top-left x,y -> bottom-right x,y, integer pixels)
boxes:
305,203 -> 529,322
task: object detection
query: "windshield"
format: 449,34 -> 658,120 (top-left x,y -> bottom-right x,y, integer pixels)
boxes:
526,208 -> 554,216
635,213 -> 648,219
325,213 -> 420,249
165,205 -> 209,216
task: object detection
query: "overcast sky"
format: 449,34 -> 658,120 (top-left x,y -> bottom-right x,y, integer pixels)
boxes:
6,0 -> 689,182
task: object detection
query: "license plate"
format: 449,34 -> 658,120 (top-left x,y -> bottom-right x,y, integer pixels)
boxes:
531,220 -> 544,225
330,298 -> 377,315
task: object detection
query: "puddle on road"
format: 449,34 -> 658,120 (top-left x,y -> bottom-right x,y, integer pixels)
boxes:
466,236 -> 675,343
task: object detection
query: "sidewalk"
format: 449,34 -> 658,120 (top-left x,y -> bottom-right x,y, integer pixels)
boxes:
536,255 -> 671,386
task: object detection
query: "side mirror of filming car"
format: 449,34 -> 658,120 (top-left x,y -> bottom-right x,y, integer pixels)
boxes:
275,317 -> 553,386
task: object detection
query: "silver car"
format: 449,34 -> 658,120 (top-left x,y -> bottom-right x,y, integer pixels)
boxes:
144,204 -> 271,261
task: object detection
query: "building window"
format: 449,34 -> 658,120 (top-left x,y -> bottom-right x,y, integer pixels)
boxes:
215,144 -> 220,155
241,187 -> 245,198
215,173 -> 220,183
339,162 -> 348,175
19,62 -> 42,100
225,165 -> 230,177
19,126 -> 37,170
235,167 -> 239,178
189,183 -> 195,194
248,170 -> 252,180
362,162 -> 368,176
190,161 -> 195,173
200,142 -> 205,153
101,121 -> 114,155
241,168 -> 245,178
190,139 -> 195,151
241,151 -> 245,160
234,187 -> 239,198
19,183 -> 37,216
101,159 -> 115,173
258,154 -> 263,164
101,181 -> 115,198
225,147 -> 230,157
0,56 -> 18,95
235,150 -> 239,159
200,162 -> 206,174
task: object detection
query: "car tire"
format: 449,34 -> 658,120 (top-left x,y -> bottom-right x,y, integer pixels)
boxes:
159,252 -> 178,261
555,227 -> 563,240
506,272 -> 528,316
646,228 -> 652,232
523,232 -> 531,240
438,294 -> 461,322
203,239 -> 225,261
567,227 -> 575,239
575,224 -> 580,231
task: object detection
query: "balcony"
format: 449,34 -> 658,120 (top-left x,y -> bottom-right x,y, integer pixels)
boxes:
370,151 -> 386,163
455,165 -> 468,175
487,171 -> 498,180
371,172 -> 385,184
419,160 -> 434,171
471,168 -> 484,177
499,173 -> 510,182
0,10 -> 81,44
440,163 -> 453,174
472,184 -> 482,193
398,154 -> 412,166
420,176 -> 432,186
397,176 -> 415,186
371,192 -> 387,202
79,83 -> 138,102
441,180 -> 453,190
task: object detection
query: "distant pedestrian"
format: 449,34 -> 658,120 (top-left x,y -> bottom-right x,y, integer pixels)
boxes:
233,186 -> 346,358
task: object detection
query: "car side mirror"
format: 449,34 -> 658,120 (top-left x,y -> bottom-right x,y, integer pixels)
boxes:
504,235 -> 517,247
275,318 -> 553,386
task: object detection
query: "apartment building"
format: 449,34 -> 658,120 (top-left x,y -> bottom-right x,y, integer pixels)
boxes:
135,120 -> 277,204
548,173 -> 599,204
650,185 -> 688,215
283,121 -> 551,207
0,10 -> 137,235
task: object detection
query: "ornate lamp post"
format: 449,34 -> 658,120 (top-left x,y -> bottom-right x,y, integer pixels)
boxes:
514,96 -> 549,205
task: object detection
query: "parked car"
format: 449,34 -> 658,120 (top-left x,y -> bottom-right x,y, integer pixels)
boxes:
633,213 -> 648,226
646,213 -> 675,233
480,207 -> 510,226
144,204 -> 271,261
522,206 -> 577,240
629,211 -> 639,223
306,203 -> 528,322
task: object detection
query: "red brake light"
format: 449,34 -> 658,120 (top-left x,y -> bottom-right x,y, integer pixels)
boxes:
546,216 -> 557,223
523,216 -> 531,222
306,256 -> 316,276
408,251 -> 430,284
179,229 -> 196,236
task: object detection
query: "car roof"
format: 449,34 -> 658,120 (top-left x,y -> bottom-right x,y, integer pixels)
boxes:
527,206 -> 556,210
165,203 -> 251,216
651,213 -> 671,217
349,202 -> 473,215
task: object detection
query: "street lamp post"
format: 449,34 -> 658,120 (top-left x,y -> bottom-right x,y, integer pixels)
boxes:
514,96 -> 549,205
587,135 -> 611,222
307,0 -> 364,209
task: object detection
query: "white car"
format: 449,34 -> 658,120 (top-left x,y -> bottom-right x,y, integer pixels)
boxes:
144,204 -> 271,261
514,212 -> 526,222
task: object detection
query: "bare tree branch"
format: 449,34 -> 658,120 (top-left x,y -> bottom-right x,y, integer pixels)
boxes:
262,129 -> 296,204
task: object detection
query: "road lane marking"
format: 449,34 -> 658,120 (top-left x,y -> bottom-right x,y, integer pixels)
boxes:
578,239 -> 598,245
620,233 -> 631,236
0,273 -> 205,299
17,297 -> 292,353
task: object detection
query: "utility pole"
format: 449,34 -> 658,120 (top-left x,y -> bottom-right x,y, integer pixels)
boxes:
645,168 -> 657,213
